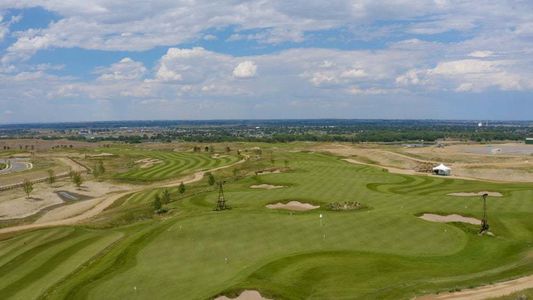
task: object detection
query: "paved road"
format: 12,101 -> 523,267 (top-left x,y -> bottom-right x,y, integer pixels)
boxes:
0,158 -> 33,175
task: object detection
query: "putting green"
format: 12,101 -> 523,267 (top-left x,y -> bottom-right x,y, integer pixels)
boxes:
0,150 -> 532,299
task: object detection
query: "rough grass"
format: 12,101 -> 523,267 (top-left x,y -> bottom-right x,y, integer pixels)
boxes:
0,149 -> 532,299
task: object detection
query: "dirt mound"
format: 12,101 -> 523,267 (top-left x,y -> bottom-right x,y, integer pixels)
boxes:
266,201 -> 319,211
448,191 -> 502,197
419,213 -> 481,225
250,184 -> 285,190
215,290 -> 272,300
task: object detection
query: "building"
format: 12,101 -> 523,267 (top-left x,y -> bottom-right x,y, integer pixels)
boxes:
432,164 -> 451,176
526,138 -> 533,145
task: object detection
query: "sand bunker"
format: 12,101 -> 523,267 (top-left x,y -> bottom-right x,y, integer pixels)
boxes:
215,290 -> 272,300
419,213 -> 481,225
250,184 -> 285,190
266,201 -> 319,211
448,191 -> 502,197
135,158 -> 163,169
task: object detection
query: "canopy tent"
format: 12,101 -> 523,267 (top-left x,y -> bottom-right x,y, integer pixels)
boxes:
432,163 -> 451,176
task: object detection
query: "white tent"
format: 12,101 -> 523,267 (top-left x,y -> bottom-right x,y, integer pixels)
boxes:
432,163 -> 451,176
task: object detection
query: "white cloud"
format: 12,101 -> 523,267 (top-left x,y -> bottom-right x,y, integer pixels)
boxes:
468,50 -> 493,58
96,57 -> 146,81
233,61 -> 257,78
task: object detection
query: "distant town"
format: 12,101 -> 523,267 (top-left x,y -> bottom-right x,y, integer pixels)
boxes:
1,119 -> 532,144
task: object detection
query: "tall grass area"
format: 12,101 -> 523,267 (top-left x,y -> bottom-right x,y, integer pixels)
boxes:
0,150 -> 532,299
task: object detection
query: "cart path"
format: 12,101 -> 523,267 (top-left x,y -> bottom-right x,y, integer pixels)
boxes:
416,274 -> 533,300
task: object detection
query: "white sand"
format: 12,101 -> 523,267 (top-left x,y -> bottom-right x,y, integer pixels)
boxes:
448,191 -> 503,197
419,213 -> 481,225
215,290 -> 272,300
250,184 -> 285,190
266,201 -> 319,211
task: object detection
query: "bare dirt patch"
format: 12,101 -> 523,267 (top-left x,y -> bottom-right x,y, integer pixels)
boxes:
266,201 -> 319,211
448,191 -> 503,197
135,158 -> 163,169
0,180 -> 131,221
417,274 -> 533,300
419,213 -> 481,225
215,290 -> 272,300
250,184 -> 285,190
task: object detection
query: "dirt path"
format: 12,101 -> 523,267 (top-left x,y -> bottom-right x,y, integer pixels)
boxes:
0,157 -> 247,236
417,274 -> 533,300
342,159 -> 503,183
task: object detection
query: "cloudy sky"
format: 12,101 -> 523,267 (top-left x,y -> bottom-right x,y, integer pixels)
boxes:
0,1 -> 532,123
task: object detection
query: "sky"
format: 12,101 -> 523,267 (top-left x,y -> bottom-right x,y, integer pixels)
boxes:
0,1 -> 532,123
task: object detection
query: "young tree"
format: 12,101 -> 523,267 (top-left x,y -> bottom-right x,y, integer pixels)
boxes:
153,194 -> 162,211
22,179 -> 33,199
161,189 -> 171,204
72,171 -> 83,188
93,160 -> 105,178
178,182 -> 186,194
225,146 -> 231,153
47,169 -> 56,184
207,172 -> 215,186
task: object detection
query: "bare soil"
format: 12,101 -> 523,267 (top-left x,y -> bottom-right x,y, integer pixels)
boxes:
417,274 -> 533,300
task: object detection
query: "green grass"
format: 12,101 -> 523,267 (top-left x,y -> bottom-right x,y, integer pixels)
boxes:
0,149 -> 532,299
85,147 -> 238,182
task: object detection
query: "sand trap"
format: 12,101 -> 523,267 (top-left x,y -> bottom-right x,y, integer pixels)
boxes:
266,201 -> 319,211
135,158 -> 163,169
448,191 -> 502,197
215,290 -> 272,300
256,170 -> 281,175
250,184 -> 285,190
419,213 -> 481,225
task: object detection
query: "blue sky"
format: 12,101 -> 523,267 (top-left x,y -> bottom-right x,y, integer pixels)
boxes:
0,1 -> 532,123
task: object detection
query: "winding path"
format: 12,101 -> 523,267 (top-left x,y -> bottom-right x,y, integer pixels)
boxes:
417,274 -> 533,300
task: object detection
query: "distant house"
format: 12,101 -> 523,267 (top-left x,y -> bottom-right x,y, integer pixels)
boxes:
526,138 -> 533,145
432,164 -> 451,176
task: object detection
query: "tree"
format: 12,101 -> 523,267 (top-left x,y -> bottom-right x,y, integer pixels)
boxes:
178,182 -> 186,194
22,179 -> 33,199
207,172 -> 215,186
225,146 -> 231,153
153,194 -> 162,211
161,189 -> 171,204
72,171 -> 83,188
47,169 -> 56,184
93,160 -> 105,178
